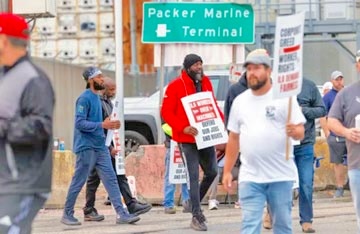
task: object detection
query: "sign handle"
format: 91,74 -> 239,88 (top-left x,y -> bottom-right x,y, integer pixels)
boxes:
232,44 -> 237,64
158,44 -> 165,144
285,97 -> 292,160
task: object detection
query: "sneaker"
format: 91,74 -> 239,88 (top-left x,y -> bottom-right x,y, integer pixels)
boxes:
182,200 -> 192,213
334,187 -> 344,198
263,211 -> 272,230
61,215 -> 81,226
190,214 -> 207,231
83,207 -> 105,222
164,207 -> 176,214
198,212 -> 208,223
208,199 -> 219,210
116,213 -> 140,224
127,202 -> 152,216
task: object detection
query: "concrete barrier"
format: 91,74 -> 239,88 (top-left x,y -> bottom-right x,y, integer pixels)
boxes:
45,150 -> 107,209
46,138 -> 336,208
46,150 -> 75,208
314,137 -> 336,190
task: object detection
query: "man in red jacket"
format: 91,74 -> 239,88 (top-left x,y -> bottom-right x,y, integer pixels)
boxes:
161,54 -> 224,231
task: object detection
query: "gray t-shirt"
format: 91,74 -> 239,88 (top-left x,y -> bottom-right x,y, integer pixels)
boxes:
328,81 -> 360,170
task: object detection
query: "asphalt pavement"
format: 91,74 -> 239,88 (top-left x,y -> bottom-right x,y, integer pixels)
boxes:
32,190 -> 358,234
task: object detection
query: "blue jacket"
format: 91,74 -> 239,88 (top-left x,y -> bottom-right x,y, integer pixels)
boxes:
73,89 -> 106,153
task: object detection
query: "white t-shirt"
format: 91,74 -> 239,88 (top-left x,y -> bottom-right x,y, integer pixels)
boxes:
227,88 -> 306,183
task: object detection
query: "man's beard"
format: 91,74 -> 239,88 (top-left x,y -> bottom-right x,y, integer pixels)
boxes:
106,93 -> 115,100
248,75 -> 267,91
93,81 -> 105,90
187,69 -> 203,81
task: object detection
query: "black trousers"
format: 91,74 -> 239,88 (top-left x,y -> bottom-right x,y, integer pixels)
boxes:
178,143 -> 218,216
85,156 -> 136,208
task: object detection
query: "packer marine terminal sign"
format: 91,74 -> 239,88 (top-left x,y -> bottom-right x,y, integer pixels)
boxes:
142,2 -> 254,44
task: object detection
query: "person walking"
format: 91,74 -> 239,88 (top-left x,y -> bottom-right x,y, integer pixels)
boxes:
294,78 -> 327,233
161,54 -> 223,231
224,71 -> 248,126
0,13 -> 55,234
61,67 -> 140,226
320,71 -> 347,198
327,50 -> 360,233
322,81 -> 333,96
161,123 -> 190,214
223,48 -> 306,234
83,77 -> 152,221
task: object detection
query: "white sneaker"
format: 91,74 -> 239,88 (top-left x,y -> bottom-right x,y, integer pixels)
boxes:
208,199 -> 219,210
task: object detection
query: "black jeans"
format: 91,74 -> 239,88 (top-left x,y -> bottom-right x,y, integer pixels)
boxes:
85,156 -> 136,208
179,143 -> 218,216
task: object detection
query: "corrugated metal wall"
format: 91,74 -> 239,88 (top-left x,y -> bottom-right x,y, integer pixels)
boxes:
0,0 -> 8,11
33,57 -> 156,150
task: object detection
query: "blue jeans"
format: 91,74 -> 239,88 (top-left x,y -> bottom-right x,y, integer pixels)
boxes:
294,144 -> 314,224
239,181 -> 293,234
348,169 -> 360,232
64,148 -> 127,216
163,147 -> 189,208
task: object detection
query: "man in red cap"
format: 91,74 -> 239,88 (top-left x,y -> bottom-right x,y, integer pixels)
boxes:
0,13 -> 55,234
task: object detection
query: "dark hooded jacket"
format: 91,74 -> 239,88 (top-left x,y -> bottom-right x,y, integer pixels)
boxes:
0,56 -> 55,194
224,72 -> 248,126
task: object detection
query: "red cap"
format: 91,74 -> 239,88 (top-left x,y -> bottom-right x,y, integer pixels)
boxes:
0,13 -> 29,40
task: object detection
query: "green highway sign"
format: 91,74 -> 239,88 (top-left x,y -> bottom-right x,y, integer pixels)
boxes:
142,2 -> 254,44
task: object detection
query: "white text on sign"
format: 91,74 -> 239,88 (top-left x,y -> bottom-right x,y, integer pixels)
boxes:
148,7 -> 251,19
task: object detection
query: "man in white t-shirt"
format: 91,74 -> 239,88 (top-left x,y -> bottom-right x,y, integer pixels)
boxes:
222,49 -> 306,234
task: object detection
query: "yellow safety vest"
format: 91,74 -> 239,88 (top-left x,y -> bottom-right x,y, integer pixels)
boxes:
161,123 -> 172,137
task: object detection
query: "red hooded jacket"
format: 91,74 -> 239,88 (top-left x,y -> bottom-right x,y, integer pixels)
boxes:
161,70 -> 224,143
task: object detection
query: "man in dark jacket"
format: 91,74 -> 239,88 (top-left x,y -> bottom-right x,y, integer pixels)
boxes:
0,13 -> 55,234
224,72 -> 248,126
83,77 -> 151,220
294,78 -> 326,233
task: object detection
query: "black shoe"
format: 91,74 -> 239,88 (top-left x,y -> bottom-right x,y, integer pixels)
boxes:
104,197 -> 111,206
83,207 -> 105,222
127,202 -> 152,216
190,214 -> 207,231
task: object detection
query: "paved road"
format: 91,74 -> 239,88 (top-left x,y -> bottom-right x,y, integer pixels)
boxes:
33,190 -> 357,234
